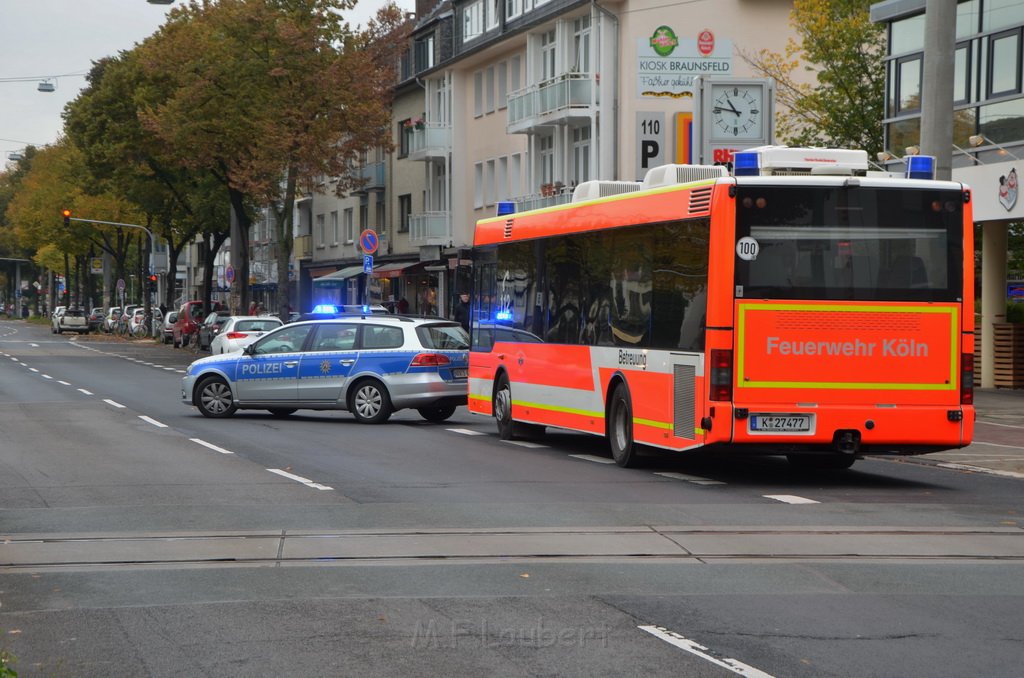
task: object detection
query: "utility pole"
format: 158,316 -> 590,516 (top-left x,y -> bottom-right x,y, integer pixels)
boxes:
919,0 -> 957,180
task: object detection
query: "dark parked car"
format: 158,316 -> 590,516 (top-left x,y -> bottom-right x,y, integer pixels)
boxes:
88,307 -> 105,332
196,312 -> 229,351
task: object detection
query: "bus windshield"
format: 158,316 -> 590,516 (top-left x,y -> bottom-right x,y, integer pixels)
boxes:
734,185 -> 964,302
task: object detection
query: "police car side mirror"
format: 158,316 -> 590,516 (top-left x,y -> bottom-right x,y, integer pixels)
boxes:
243,343 -> 256,356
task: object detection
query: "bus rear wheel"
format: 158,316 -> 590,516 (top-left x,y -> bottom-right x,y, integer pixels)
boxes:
608,383 -> 638,468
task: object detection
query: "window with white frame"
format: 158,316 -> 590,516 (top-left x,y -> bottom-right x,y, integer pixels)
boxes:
330,210 -> 339,244
572,125 -> 591,185
485,159 -> 496,206
486,66 -> 495,113
506,0 -> 522,20
574,15 -> 591,73
316,214 -> 325,245
463,0 -> 484,42
398,194 -> 412,233
474,70 -> 484,117
359,204 -> 368,237
510,153 -> 522,197
487,0 -> 499,31
539,134 -> 554,185
541,30 -> 556,81
510,55 -> 521,91
474,162 -> 484,208
344,208 -> 354,243
497,61 -> 508,109
497,156 -> 508,201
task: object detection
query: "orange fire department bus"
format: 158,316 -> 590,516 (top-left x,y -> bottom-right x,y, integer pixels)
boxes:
468,147 -> 974,470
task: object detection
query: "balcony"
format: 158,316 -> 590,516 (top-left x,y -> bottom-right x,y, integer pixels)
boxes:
409,211 -> 452,246
409,123 -> 452,161
513,184 -> 574,212
293,234 -> 312,259
507,73 -> 595,134
355,161 -> 386,192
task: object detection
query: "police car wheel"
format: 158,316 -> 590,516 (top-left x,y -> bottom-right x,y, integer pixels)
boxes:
608,383 -> 639,468
418,406 -> 456,423
350,379 -> 392,424
196,376 -> 237,418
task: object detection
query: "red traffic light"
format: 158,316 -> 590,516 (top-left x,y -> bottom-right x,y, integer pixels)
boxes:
61,208 -> 72,218
148,274 -> 158,283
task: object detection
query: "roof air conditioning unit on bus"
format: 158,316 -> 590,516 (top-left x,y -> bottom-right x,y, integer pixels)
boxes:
571,181 -> 643,203
642,164 -> 728,188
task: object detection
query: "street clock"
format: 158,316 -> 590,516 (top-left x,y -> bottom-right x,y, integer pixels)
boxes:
694,77 -> 775,166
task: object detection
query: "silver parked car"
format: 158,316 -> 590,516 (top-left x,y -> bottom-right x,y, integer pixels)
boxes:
209,315 -> 283,354
182,316 -> 469,423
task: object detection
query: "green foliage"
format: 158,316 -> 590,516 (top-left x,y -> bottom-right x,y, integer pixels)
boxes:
1008,301 -> 1024,324
0,645 -> 16,677
744,0 -> 885,156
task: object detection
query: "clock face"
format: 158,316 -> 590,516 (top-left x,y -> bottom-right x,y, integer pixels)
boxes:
711,85 -> 764,140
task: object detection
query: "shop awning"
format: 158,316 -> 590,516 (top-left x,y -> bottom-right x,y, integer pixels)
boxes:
371,261 -> 423,279
308,266 -> 338,278
312,265 -> 365,288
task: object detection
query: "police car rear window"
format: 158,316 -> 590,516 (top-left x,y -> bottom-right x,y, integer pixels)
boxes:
417,323 -> 469,350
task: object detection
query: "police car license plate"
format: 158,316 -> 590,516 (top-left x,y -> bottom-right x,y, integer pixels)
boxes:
749,414 -> 811,432
452,368 -> 468,379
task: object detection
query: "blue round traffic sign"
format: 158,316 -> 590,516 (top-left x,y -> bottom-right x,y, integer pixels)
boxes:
359,229 -> 379,255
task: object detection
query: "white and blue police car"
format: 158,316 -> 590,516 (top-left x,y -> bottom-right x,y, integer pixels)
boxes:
181,315 -> 469,423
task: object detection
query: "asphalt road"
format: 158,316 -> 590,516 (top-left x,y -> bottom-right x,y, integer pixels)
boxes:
1,319 -> 1022,677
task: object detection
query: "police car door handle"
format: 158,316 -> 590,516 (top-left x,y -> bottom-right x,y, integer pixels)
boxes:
284,361 -> 298,368
340,359 -> 355,366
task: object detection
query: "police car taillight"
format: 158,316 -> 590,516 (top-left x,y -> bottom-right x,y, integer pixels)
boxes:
411,353 -> 451,367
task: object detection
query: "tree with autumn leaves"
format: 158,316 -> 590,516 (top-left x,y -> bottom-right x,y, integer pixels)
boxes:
134,0 -> 407,315
744,0 -> 885,156
3,0 -> 406,316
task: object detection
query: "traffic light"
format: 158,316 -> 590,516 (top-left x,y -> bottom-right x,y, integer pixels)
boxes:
62,208 -> 72,227
147,274 -> 158,294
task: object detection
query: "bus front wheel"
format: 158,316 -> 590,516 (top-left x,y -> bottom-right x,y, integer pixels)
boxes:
608,383 -> 638,467
494,375 -> 516,440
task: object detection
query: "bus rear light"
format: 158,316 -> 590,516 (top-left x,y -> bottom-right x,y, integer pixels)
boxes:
709,349 -> 733,402
960,352 -> 974,405
411,353 -> 451,367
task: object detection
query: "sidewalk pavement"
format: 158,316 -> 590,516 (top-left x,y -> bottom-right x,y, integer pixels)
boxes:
918,388 -> 1024,478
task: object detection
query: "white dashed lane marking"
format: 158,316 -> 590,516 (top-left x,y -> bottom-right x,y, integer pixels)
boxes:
569,454 -> 616,465
501,440 -> 548,449
139,415 -> 168,428
655,471 -> 726,485
764,494 -> 820,505
447,428 -> 487,436
190,438 -> 234,455
267,468 -> 333,491
77,388 -> 93,395
638,625 -> 774,678
103,399 -> 126,409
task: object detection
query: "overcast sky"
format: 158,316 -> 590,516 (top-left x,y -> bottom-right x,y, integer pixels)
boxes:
0,0 -> 409,160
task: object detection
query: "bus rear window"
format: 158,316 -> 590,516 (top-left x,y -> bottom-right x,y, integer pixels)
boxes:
734,186 -> 964,302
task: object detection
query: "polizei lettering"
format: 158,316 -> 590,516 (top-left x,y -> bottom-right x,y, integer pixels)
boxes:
618,350 -> 647,368
241,362 -> 284,376
766,337 -> 929,358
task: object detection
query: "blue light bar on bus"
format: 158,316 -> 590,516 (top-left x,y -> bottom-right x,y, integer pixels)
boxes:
905,155 -> 936,180
733,151 -> 760,176
496,201 -> 516,216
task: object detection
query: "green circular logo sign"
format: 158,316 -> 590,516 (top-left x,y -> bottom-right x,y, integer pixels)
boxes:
650,26 -> 678,57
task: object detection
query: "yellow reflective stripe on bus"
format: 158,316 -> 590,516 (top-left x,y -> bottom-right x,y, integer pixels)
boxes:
634,417 -> 672,430
513,399 -> 603,419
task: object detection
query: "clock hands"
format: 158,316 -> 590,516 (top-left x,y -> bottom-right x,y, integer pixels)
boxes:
713,96 -> 741,116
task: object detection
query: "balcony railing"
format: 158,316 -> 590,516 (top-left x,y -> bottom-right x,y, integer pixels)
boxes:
507,73 -> 595,133
513,184 -> 574,212
409,123 -> 452,161
357,161 -> 386,191
293,234 -> 312,259
409,211 -> 452,246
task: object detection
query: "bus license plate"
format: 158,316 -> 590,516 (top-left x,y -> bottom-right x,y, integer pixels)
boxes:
452,368 -> 468,379
749,414 -> 811,432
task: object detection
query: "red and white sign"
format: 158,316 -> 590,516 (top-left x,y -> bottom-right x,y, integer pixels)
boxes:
697,29 -> 715,56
